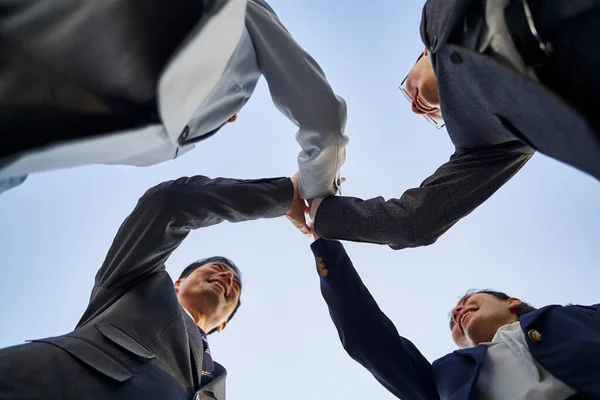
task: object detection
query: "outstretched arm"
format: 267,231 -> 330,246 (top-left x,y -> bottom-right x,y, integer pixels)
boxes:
314,141 -> 533,249
79,175 -> 293,324
246,0 -> 349,199
96,176 -> 293,289
311,239 -> 440,400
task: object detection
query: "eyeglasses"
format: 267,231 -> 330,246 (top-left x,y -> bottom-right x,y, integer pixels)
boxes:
399,74 -> 446,130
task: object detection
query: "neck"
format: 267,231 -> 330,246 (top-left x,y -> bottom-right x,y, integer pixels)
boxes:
183,306 -> 212,333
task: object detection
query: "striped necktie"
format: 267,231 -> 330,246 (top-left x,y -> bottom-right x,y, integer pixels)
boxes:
199,329 -> 215,387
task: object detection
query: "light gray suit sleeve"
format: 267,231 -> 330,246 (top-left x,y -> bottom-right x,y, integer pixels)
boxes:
245,0 -> 349,199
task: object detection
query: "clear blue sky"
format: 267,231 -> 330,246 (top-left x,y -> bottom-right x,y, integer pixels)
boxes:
0,1 -> 599,399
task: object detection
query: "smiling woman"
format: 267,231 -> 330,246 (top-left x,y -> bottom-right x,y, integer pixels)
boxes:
449,290 -> 536,349
312,238 -> 599,400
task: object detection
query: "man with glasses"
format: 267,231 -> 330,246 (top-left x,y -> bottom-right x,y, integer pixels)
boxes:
305,0 -> 600,250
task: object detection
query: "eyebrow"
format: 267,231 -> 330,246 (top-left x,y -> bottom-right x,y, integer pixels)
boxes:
460,294 -> 472,307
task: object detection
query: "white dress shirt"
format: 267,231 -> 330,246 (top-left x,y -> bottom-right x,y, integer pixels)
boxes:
182,307 -> 195,322
307,0 -> 538,222
478,0 -> 538,81
0,0 -> 247,178
2,0 -> 349,200
476,322 -> 576,400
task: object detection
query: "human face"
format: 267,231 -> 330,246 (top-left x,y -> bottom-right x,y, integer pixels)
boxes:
174,262 -> 242,333
401,49 -> 444,125
449,293 -> 522,349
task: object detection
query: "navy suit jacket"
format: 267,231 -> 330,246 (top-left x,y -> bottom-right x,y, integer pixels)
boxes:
310,239 -> 600,400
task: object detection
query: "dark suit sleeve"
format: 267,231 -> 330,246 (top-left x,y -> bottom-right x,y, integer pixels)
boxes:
311,239 -> 440,400
314,140 -> 533,250
93,176 -> 293,291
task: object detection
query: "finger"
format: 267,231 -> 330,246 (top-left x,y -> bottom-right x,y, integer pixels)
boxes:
286,212 -> 310,235
292,216 -> 311,236
299,224 -> 312,237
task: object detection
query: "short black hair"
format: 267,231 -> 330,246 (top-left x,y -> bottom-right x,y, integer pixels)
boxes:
449,289 -> 536,329
179,256 -> 242,334
459,289 -> 536,316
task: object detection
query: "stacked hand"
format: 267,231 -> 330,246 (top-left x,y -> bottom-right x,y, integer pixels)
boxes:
285,172 -> 344,240
285,172 -> 312,237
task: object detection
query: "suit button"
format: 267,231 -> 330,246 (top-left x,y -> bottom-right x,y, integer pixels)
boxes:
320,268 -> 329,278
450,52 -> 462,65
527,329 -> 542,344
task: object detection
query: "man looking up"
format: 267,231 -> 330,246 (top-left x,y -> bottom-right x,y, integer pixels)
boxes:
0,173 -> 300,399
308,0 -> 600,249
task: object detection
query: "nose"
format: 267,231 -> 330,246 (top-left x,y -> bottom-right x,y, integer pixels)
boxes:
220,270 -> 234,285
405,80 -> 424,116
451,306 -> 465,325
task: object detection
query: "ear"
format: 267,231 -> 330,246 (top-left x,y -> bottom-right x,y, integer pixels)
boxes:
507,297 -> 522,312
227,114 -> 238,123
215,321 -> 228,333
174,279 -> 182,294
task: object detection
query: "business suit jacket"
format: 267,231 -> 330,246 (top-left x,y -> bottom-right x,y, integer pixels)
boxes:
0,176 -> 293,399
311,239 -> 600,400
314,0 -> 600,250
0,0 -> 348,199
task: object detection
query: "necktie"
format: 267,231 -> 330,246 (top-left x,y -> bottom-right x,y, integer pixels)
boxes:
199,329 -> 215,387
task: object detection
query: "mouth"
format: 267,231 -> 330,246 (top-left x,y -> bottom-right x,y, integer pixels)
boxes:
458,310 -> 475,333
208,280 -> 227,297
414,89 -> 438,114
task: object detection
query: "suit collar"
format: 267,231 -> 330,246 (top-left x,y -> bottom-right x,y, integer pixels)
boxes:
435,346 -> 487,400
183,308 -> 205,388
421,0 -> 478,51
454,345 -> 487,361
519,305 -> 561,330
195,363 -> 227,400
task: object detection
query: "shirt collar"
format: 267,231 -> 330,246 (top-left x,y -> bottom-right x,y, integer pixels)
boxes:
487,321 -> 522,345
182,306 -> 195,321
182,306 -> 210,337
480,321 -> 541,380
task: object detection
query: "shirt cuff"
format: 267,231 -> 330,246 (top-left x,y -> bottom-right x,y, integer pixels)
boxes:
309,197 -> 324,221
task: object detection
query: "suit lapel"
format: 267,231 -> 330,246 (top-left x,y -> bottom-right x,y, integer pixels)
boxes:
195,362 -> 227,400
422,0 -> 477,51
183,310 -> 205,389
453,346 -> 487,400
519,305 -> 560,331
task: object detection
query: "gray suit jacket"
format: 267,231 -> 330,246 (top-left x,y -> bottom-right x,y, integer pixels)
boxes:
314,0 -> 600,250
0,176 -> 293,399
0,0 -> 348,199
186,0 -> 349,199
